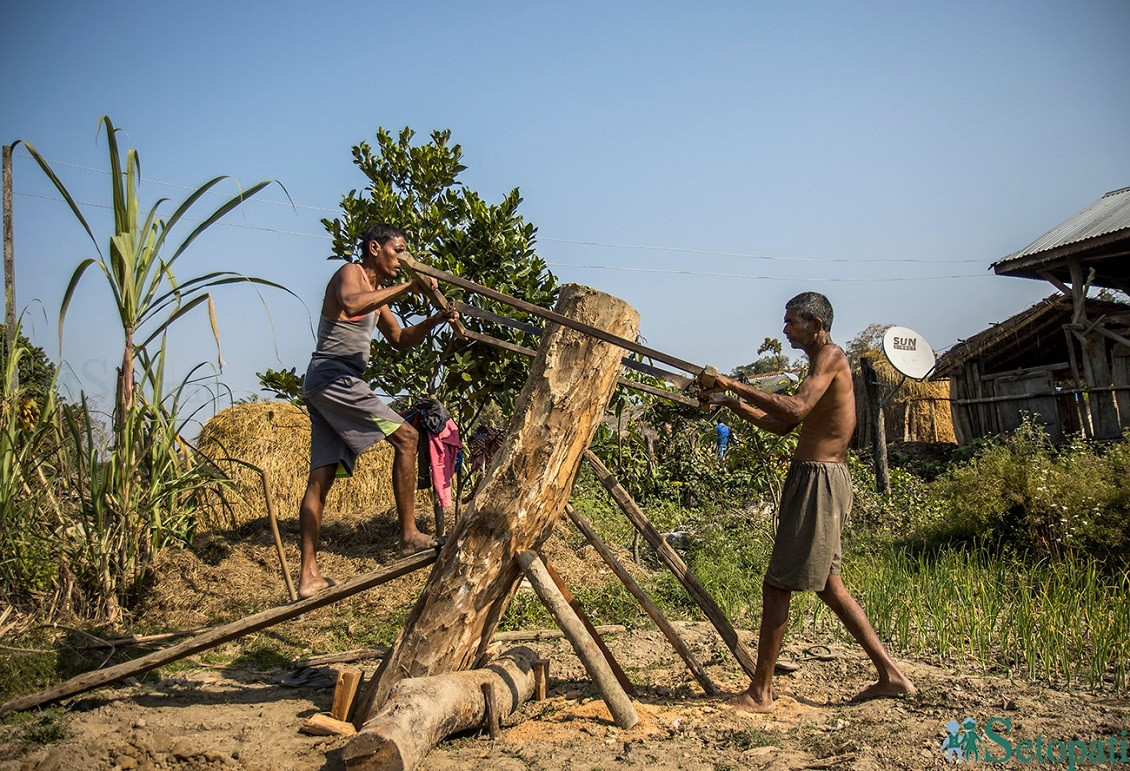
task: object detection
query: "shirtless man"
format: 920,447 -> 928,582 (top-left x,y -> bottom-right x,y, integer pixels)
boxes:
699,291 -> 915,711
297,223 -> 457,599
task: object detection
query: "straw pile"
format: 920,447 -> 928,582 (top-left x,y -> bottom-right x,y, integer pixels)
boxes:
194,400 -> 397,530
856,354 -> 956,444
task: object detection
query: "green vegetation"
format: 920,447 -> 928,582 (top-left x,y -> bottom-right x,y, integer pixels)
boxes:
260,126 -> 559,431
1,118 -> 287,623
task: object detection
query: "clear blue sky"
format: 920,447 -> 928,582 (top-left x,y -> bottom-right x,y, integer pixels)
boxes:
3,1 -> 1128,425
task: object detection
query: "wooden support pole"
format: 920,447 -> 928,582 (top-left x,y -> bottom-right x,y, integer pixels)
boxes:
583,450 -> 758,680
344,647 -> 540,771
0,551 -> 437,716
565,504 -> 719,697
541,556 -> 636,697
517,551 -> 639,730
2,142 -> 15,391
860,357 -> 889,494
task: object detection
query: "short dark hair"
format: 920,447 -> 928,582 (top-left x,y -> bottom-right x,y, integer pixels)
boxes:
786,292 -> 834,332
359,223 -> 407,250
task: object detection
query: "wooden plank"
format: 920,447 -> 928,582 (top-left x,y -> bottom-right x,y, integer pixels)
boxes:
0,551 -> 437,716
332,668 -> 364,722
517,551 -> 639,730
403,255 -> 707,377
582,450 -> 758,680
565,504 -> 718,696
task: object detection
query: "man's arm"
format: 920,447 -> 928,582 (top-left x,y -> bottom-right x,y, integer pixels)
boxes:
336,263 -> 415,318
703,394 -> 796,435
377,304 -> 456,351
701,344 -> 846,431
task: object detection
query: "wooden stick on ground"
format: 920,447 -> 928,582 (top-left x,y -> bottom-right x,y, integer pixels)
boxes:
565,504 -> 719,697
583,450 -> 758,680
517,550 -> 639,730
0,551 -> 437,716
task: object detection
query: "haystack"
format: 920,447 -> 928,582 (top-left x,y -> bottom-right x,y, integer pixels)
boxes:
855,354 -> 956,444
194,400 -> 398,530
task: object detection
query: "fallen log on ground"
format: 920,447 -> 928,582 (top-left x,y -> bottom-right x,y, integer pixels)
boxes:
344,646 -> 540,771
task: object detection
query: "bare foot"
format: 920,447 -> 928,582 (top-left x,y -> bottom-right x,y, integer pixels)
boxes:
850,677 -> 916,703
728,688 -> 774,714
399,532 -> 444,557
297,576 -> 338,600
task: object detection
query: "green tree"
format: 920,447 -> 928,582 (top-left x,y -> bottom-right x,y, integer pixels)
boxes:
261,127 -> 558,429
731,337 -> 791,379
0,323 -> 57,409
845,323 -> 892,367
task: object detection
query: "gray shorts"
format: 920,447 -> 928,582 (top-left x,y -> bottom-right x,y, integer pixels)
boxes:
765,461 -> 852,592
305,376 -> 404,477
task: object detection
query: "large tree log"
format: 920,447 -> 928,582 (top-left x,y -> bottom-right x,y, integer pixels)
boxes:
343,648 -> 539,770
352,284 -> 640,727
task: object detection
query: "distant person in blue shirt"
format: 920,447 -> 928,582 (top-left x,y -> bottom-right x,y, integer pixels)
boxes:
715,422 -> 731,459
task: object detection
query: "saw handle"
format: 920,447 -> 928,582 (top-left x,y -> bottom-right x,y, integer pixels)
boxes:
698,365 -> 718,389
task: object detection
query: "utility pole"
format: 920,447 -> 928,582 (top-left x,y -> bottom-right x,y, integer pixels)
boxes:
3,143 -> 16,392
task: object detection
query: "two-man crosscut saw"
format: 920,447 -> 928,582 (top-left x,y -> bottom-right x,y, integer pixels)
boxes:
401,255 -> 720,388
400,254 -> 796,401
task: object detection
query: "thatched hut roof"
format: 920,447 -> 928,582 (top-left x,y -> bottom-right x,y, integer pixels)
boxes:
933,295 -> 1130,379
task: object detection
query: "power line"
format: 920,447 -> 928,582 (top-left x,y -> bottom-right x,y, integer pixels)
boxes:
545,262 -> 986,282
540,237 -> 986,264
11,151 -> 998,273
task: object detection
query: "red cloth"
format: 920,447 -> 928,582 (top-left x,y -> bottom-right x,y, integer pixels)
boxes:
428,418 -> 463,507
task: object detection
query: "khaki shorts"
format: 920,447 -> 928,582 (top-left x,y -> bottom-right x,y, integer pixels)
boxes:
765,461 -> 852,592
306,376 -> 404,477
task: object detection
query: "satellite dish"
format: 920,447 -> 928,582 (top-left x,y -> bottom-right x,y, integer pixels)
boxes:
882,326 -> 936,381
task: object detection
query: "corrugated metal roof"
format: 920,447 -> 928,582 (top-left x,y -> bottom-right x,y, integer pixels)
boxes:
999,186 -> 1130,263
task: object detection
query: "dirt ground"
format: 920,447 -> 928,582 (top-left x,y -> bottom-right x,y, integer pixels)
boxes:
2,510 -> 1128,770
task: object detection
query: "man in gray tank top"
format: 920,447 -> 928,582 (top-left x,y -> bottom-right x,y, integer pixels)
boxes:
297,223 -> 458,599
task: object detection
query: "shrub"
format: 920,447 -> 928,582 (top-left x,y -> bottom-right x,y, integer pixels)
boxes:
922,419 -> 1130,564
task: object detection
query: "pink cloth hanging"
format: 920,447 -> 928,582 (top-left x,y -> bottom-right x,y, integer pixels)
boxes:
427,418 -> 463,508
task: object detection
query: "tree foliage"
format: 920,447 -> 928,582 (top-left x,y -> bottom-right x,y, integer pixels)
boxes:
0,324 -> 57,409
261,127 -> 558,429
730,336 -> 792,379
